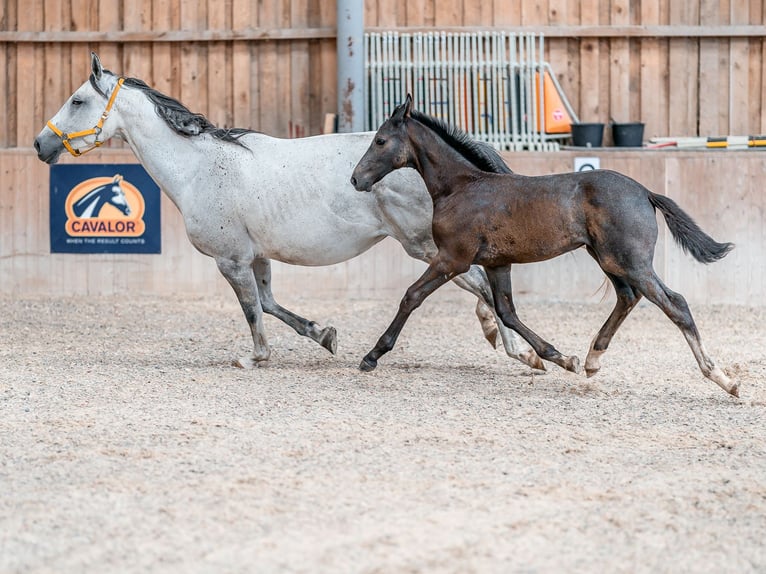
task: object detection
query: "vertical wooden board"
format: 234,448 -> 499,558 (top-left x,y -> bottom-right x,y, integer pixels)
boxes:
492,0 -> 521,24
547,1 -> 570,108
256,1 -> 279,134
608,0 -> 631,136
179,0 -> 207,117
702,1 -> 731,135
729,0 -> 750,135
669,2 -> 700,137
42,0 -> 65,127
289,0 -> 310,137
231,0 -> 255,130
207,0 -> 230,128
640,1 -> 667,139
434,0 -> 462,26
404,0 -> 427,25
577,0 -> 601,122
123,0 -> 153,80
747,39 -> 762,134
463,0 -> 493,26
151,0 -> 174,94
320,40 -> 337,127
521,0 -> 547,25
98,0 -> 122,159
16,1 -> 43,147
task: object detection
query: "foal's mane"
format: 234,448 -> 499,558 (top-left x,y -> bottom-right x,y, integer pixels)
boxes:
409,109 -> 513,174
91,71 -> 255,147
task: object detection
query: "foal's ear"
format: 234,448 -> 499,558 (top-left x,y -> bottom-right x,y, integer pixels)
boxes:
91,52 -> 103,80
391,94 -> 413,124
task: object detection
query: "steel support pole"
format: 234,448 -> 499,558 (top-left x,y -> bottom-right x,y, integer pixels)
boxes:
337,0 -> 364,132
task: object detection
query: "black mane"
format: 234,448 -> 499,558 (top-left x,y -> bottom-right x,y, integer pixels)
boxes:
409,109 -> 513,174
93,72 -> 255,147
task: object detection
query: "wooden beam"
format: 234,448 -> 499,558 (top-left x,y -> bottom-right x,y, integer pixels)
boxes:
366,25 -> 766,38
0,27 -> 337,43
2,25 -> 766,43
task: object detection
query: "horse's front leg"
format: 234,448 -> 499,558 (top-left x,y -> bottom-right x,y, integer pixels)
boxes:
252,258 -> 337,354
485,265 -> 581,374
360,260 -> 460,371
215,257 -> 271,369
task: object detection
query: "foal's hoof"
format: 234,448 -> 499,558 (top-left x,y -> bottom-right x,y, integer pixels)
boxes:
319,326 -> 338,355
585,366 -> 600,378
729,383 -> 740,398
564,355 -> 582,374
359,356 -> 378,372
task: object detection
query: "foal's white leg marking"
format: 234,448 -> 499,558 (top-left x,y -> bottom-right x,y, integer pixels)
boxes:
584,336 -> 606,377
683,334 -> 739,397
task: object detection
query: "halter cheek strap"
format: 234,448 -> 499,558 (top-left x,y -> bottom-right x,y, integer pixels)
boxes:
47,77 -> 125,157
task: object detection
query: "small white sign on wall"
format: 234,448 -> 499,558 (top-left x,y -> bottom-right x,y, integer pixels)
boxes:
574,157 -> 600,172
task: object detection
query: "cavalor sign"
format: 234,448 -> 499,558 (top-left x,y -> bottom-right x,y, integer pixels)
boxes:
49,164 -> 161,254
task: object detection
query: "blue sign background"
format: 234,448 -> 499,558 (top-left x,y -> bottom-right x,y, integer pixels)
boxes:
50,164 -> 161,254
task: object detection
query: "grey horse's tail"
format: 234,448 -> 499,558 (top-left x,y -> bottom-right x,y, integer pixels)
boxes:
648,191 -> 734,264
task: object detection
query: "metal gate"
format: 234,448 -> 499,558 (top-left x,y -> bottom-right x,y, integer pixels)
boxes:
364,31 -> 577,151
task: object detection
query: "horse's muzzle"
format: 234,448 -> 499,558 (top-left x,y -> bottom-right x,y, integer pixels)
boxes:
350,174 -> 371,192
33,135 -> 62,164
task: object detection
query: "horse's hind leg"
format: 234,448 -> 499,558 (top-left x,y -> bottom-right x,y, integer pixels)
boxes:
215,257 -> 271,369
485,266 -> 581,374
451,267 -> 545,370
584,272 -> 642,377
631,271 -> 738,397
253,258 -> 337,354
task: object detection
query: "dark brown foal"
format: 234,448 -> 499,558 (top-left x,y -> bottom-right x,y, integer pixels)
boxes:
350,95 -> 737,397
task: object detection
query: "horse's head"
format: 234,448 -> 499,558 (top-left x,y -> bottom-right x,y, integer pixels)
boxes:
351,95 -> 414,192
34,52 -> 124,164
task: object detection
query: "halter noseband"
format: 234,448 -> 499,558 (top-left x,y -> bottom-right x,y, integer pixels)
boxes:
47,77 -> 125,157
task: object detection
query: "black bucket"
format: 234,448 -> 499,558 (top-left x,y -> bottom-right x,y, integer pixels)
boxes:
570,123 -> 604,147
612,122 -> 645,147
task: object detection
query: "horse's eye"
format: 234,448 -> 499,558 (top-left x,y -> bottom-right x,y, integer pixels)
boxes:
375,137 -> 385,146
71,98 -> 83,106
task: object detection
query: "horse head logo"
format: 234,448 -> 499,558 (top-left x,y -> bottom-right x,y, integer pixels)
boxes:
72,174 -> 131,218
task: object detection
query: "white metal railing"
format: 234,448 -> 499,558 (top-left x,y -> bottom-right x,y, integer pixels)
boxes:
364,31 -> 577,151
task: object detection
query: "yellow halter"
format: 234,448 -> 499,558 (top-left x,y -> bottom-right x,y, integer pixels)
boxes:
46,77 -> 125,157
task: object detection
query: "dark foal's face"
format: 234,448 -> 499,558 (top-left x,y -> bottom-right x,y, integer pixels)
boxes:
351,96 -> 413,192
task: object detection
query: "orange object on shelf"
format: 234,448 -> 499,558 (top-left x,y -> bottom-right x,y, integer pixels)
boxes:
534,71 -> 573,134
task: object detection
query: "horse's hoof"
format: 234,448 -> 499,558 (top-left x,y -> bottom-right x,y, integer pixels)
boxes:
521,350 -> 546,371
319,326 -> 338,355
585,366 -> 599,378
728,382 -> 740,398
565,356 -> 581,374
233,356 -> 269,369
359,356 -> 377,372
483,327 -> 499,349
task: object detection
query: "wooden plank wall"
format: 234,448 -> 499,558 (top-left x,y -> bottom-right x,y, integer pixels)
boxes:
1,0 -> 766,143
2,0 -> 765,305
2,148 -> 762,306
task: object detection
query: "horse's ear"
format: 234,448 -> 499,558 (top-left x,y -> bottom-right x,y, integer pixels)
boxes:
403,93 -> 413,118
390,94 -> 413,124
91,52 -> 103,80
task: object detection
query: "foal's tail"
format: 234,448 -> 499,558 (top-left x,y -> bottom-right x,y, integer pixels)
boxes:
648,191 -> 734,263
